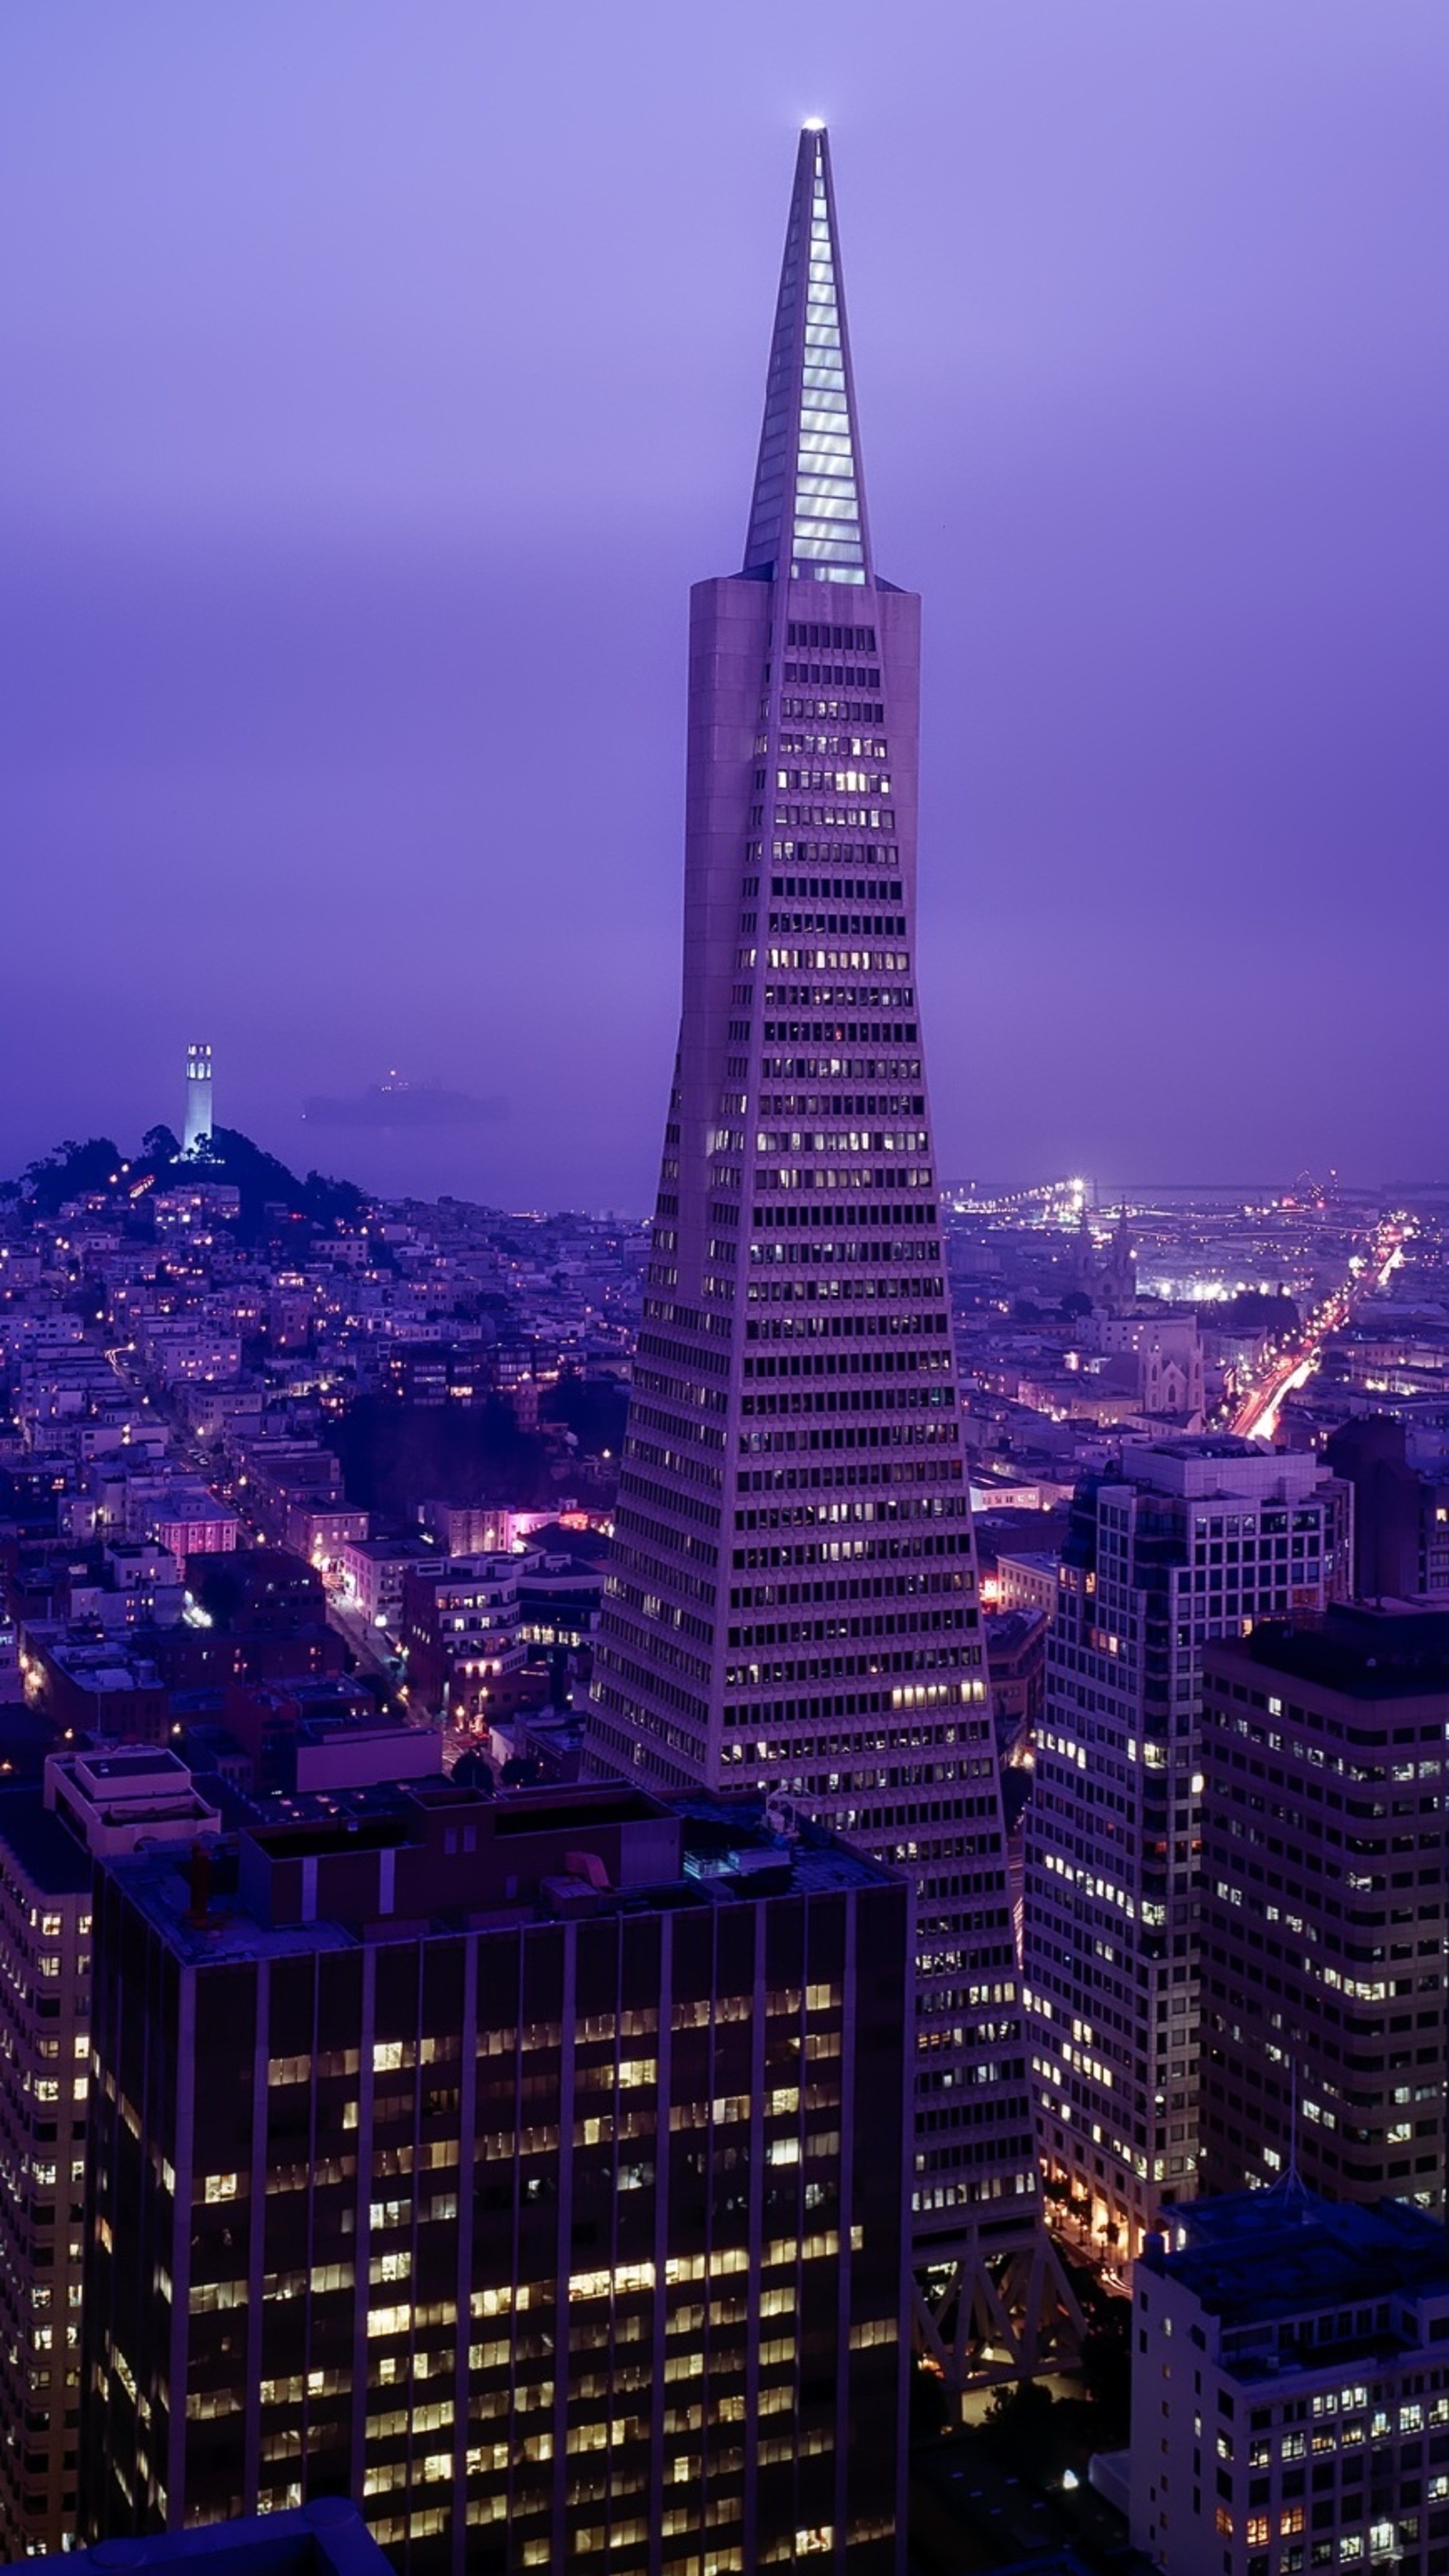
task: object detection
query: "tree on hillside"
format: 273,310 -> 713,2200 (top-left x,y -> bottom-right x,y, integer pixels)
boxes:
22,1138 -> 124,1214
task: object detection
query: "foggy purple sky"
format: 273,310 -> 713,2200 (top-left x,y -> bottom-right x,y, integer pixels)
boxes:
3,3 -> 1446,1207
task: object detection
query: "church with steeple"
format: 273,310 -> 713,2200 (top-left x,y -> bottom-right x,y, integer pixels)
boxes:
1069,1199 -> 1138,1318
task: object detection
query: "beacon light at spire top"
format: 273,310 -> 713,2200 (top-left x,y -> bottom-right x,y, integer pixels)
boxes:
801,116 -> 826,131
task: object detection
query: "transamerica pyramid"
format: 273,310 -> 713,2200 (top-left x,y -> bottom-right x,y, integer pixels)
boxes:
586,124 -> 1077,2385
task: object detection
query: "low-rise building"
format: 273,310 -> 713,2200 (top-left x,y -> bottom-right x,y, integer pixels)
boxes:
994,1550 -> 1061,1622
400,1554 -> 529,1729
334,1536 -> 432,1633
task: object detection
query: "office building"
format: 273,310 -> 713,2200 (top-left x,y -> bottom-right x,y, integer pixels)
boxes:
79,1780 -> 910,2573
1023,1438 -> 1349,2258
585,122 -> 1060,2381
0,1752 -> 216,2556
1130,2182 -> 1449,2576
1199,1603 -> 1448,2209
1325,1417 -> 1449,1605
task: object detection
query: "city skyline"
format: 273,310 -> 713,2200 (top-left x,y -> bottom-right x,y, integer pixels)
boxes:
4,3 -> 1448,1202
1,42 -> 1448,2565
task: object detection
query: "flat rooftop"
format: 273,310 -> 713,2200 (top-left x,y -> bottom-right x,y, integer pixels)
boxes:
78,1749 -> 191,1784
1214,1603 -> 1449,1702
1147,2183 -> 1449,2334
30,2496 -> 390,2575
104,1783 -> 899,1966
0,1788 -> 93,1897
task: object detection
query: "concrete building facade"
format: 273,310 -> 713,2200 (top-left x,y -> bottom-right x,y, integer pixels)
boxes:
1023,1438 -> 1350,2259
585,122 -> 1063,2385
1199,1605 -> 1448,2210
1130,2184 -> 1449,2576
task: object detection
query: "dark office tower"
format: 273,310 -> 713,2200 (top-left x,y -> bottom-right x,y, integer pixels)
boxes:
584,127 -> 1060,2379
1199,1603 -> 1448,2210
0,1796 -> 93,2555
0,1753 -> 217,2557
1324,1415 -> 1449,1603
78,1782 -> 910,2575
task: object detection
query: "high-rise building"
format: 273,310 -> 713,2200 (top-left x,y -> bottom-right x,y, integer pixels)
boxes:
183,1044 -> 213,1159
0,1752 -> 217,2556
1199,1603 -> 1448,2210
584,125 -> 1065,2379
78,1780 -> 910,2574
1325,1415 -> 1449,1604
1023,1438 -> 1350,2261
1128,2183 -> 1449,2576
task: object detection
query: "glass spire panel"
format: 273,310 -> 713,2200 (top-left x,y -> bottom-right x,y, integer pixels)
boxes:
743,128 -> 868,586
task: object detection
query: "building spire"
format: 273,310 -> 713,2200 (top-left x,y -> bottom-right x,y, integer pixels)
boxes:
742,123 -> 871,588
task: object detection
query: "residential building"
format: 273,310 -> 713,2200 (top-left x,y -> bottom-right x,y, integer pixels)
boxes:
993,1551 -> 1061,1623
148,1488 -> 240,1562
585,122 -> 1063,2383
400,1556 -> 529,1729
335,1537 -> 433,1635
79,1781 -> 910,2574
417,1504 -> 517,1558
1199,1604 -> 1448,2209
1023,1438 -> 1350,2258
1129,2182 -> 1449,2576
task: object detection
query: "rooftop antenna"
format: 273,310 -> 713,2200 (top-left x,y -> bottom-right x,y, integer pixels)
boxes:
1287,2055 -> 1300,2186
1278,2055 -> 1311,2220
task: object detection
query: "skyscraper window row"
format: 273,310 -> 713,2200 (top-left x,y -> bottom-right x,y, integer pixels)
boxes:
767,910 -> 902,936
781,661 -> 881,688
739,1389 -> 955,1426
779,699 -> 885,722
751,1150 -> 933,1180
731,1546 -> 971,1591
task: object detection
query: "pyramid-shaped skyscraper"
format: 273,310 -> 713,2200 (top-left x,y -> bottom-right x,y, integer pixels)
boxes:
588,126 -> 1073,2377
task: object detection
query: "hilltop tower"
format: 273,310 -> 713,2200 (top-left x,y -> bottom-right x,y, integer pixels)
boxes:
182,1041 -> 213,1157
586,126 -> 1078,2383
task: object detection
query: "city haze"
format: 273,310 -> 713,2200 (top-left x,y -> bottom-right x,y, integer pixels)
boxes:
3,0 -> 1446,1203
